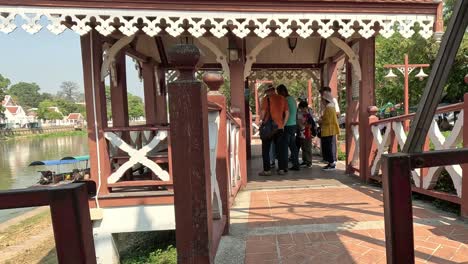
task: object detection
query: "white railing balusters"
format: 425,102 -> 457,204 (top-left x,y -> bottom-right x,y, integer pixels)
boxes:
371,123 -> 391,176
368,107 -> 464,195
208,111 -> 223,219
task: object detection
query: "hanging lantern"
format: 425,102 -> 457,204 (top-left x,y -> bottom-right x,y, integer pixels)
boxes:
464,73 -> 468,84
227,37 -> 240,62
415,68 -> 428,81
384,69 -> 397,79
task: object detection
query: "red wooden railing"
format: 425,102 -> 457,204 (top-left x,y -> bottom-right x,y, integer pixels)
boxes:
0,182 -> 96,264
366,94 -> 468,215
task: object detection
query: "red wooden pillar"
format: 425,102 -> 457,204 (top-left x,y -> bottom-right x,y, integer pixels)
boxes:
382,153 -> 415,264
328,59 -> 339,98
435,1 -> 444,35
368,106 -> 379,177
359,37 -> 376,182
80,30 -> 111,195
245,79 -> 252,160
254,81 -> 260,124
168,44 -> 213,264
320,66 -> 325,88
143,61 -> 157,125
110,51 -> 129,127
205,72 -> 230,235
229,38 -> 248,187
345,60 -> 359,174
462,93 -> 468,218
156,67 -> 168,125
307,79 -> 313,107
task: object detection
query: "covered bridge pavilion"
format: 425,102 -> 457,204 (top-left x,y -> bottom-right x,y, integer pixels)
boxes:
2,1 -> 464,264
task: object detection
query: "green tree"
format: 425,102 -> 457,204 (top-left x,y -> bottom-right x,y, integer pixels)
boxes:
40,92 -> 54,102
375,2 -> 468,108
57,81 -> 80,102
128,94 -> 144,119
105,86 -> 144,120
8,82 -> 42,110
0,74 -> 10,118
54,98 -> 85,116
37,100 -> 64,120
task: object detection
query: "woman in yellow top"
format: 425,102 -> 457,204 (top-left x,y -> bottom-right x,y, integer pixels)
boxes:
319,92 -> 340,171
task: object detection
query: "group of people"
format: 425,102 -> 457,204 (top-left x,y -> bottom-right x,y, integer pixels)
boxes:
259,84 -> 340,176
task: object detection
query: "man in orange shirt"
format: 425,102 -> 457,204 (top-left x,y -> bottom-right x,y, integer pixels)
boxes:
259,84 -> 289,176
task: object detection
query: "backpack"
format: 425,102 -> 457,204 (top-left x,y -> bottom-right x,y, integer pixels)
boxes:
306,109 -> 318,137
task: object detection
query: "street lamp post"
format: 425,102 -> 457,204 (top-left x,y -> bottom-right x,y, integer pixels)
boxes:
384,54 -> 430,131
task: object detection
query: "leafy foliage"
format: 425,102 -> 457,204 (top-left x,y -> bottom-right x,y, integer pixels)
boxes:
8,82 -> 42,110
54,98 -> 85,116
375,2 -> 468,108
104,86 -> 145,120
37,100 -> 63,120
120,230 -> 176,264
122,246 -> 177,264
0,74 -> 10,118
128,93 -> 145,118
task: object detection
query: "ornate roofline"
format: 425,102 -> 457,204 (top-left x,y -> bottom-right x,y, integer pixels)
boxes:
0,6 -> 435,39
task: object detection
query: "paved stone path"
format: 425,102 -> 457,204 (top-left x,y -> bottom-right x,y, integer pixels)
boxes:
215,142 -> 468,264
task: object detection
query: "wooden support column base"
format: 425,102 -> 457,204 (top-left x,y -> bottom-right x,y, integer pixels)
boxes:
168,44 -> 213,264
382,153 -> 415,264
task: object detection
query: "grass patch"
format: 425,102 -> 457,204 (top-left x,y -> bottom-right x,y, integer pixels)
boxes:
0,210 -> 51,251
1,130 -> 86,141
120,230 -> 177,264
337,146 -> 346,161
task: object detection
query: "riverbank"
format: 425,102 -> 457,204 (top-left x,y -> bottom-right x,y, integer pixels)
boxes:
0,207 -> 56,263
0,206 -> 176,264
0,130 -> 87,141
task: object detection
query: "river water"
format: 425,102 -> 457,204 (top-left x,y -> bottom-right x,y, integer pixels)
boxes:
0,135 -> 88,222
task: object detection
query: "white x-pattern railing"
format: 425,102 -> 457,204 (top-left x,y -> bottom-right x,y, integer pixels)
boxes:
104,130 -> 170,184
208,110 -> 223,219
227,118 -> 241,196
370,110 -> 464,196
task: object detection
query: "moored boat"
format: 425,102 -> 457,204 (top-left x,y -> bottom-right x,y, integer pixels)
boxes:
29,155 -> 90,185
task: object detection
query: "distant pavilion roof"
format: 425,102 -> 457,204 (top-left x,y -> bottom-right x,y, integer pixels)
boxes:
0,0 -> 442,40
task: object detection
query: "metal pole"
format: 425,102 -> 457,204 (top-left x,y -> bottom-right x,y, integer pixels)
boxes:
307,79 -> 313,107
404,54 -> 410,131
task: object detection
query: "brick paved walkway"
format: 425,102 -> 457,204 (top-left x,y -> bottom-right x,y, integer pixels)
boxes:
215,142 -> 468,264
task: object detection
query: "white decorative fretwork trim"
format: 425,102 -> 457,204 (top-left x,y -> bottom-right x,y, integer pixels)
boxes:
0,6 -> 435,39
250,69 -> 317,82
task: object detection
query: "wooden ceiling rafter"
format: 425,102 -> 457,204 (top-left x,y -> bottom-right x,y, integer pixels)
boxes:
155,36 -> 169,67
318,38 -> 327,64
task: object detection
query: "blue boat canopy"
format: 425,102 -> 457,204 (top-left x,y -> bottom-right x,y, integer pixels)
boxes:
29,155 -> 89,166
61,155 -> 89,162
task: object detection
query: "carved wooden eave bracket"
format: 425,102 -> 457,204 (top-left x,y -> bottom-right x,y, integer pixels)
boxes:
1,6 -> 436,40
249,69 -> 318,82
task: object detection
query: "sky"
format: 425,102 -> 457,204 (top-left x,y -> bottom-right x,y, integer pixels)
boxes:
0,26 -> 145,98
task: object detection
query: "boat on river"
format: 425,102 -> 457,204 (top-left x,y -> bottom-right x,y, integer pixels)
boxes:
29,155 -> 90,185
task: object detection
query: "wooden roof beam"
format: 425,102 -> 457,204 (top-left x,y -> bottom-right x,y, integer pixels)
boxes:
318,39 -> 327,64
124,47 -> 151,63
155,36 -> 169,67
